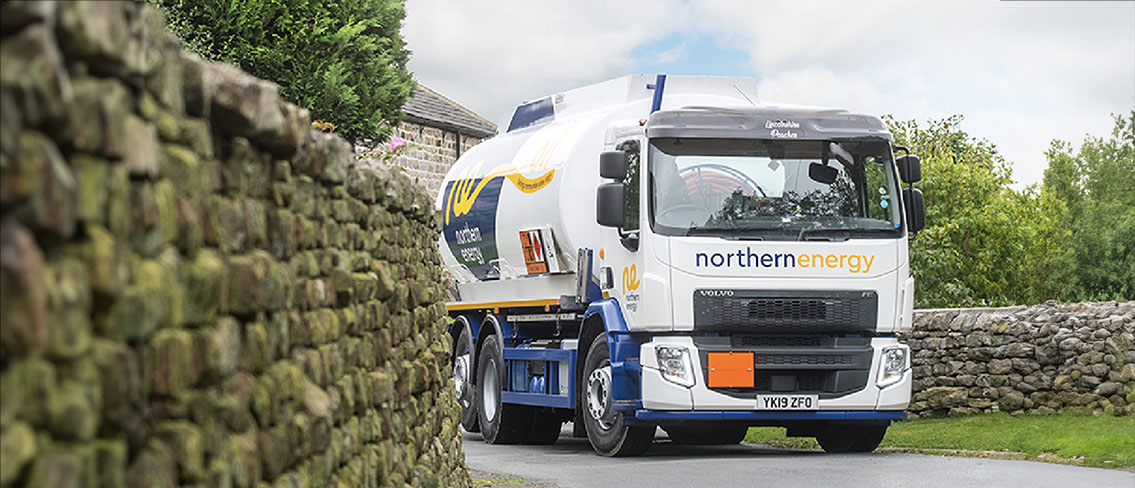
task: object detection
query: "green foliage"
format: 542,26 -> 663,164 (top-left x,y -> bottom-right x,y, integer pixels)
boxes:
152,0 -> 414,141
1042,112 -> 1135,301
887,115 -> 1071,308
886,112 -> 1132,307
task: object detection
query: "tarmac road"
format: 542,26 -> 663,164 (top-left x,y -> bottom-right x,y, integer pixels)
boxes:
462,425 -> 1134,488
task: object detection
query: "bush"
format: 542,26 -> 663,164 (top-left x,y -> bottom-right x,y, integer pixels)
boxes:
153,0 -> 414,142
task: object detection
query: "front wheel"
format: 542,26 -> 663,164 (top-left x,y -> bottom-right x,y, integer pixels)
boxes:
815,424 -> 888,453
581,338 -> 653,457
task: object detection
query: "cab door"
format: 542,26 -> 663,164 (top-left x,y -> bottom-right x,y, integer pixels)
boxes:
598,136 -> 647,328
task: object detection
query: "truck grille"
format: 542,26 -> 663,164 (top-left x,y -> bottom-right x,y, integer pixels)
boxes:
693,290 -> 877,333
756,372 -> 826,392
754,353 -> 857,368
693,336 -> 873,398
732,335 -> 822,348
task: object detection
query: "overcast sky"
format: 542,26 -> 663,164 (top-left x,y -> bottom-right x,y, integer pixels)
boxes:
404,0 -> 1135,188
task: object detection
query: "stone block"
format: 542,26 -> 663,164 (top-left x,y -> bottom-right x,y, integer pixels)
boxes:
124,441 -> 176,488
98,256 -> 168,341
59,78 -> 132,157
0,220 -> 47,358
0,24 -> 71,128
196,317 -> 241,381
148,329 -> 195,397
0,421 -> 36,486
5,131 -> 76,237
203,61 -> 285,146
122,115 -> 160,177
239,321 -> 270,373
56,1 -> 157,79
24,448 -> 82,488
92,439 -> 127,488
225,252 -> 268,315
155,421 -> 205,482
48,380 -> 98,440
182,250 -> 225,325
229,432 -> 262,488
91,339 -> 146,450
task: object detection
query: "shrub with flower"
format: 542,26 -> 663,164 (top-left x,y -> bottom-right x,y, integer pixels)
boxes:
360,136 -> 416,163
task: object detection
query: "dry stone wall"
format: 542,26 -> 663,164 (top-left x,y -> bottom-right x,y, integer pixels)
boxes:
0,2 -> 468,487
907,301 -> 1135,419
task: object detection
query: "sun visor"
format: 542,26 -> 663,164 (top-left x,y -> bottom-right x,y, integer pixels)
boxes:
646,107 -> 893,141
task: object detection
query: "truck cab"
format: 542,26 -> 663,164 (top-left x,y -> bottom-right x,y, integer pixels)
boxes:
440,75 -> 924,456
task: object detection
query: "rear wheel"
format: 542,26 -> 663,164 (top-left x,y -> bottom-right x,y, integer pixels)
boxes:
476,335 -> 532,444
581,338 -> 654,457
453,326 -> 479,432
664,424 -> 748,445
815,424 -> 888,453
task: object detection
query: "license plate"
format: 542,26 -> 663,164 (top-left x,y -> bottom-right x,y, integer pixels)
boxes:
756,394 -> 818,410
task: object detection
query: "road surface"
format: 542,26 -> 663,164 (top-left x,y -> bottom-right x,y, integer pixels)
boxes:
462,425 -> 1134,488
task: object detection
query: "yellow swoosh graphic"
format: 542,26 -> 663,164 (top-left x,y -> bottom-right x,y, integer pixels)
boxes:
446,163 -> 557,225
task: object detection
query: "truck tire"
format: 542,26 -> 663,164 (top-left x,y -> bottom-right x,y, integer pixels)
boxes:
581,338 -> 653,457
453,326 -> 479,432
815,424 -> 887,453
664,424 -> 748,445
524,409 -> 562,445
476,335 -> 532,444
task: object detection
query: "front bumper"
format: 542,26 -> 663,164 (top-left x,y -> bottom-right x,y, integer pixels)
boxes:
634,410 -> 907,422
639,336 -> 912,412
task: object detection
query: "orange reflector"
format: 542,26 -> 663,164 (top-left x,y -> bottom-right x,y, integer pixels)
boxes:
707,352 -> 754,388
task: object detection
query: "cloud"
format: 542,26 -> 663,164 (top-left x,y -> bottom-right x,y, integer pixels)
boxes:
403,0 -> 687,126
404,0 -> 1134,186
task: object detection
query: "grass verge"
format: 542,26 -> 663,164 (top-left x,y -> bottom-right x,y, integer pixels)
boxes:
744,412 -> 1135,469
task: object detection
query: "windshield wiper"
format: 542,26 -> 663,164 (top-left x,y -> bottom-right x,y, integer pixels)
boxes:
684,227 -> 766,240
796,227 -> 896,241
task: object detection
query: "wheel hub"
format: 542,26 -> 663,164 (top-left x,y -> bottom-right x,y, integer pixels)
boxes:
587,364 -> 615,430
453,353 -> 471,403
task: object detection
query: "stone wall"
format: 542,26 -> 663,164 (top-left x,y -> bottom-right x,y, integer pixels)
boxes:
389,121 -> 486,197
906,301 -> 1135,419
0,2 -> 467,487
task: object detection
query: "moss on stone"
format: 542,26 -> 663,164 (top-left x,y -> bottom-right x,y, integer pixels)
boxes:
0,422 -> 36,485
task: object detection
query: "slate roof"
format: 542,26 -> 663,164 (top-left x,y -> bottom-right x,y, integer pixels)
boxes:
402,85 -> 498,139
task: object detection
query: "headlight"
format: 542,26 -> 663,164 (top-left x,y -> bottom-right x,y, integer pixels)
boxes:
655,345 -> 696,388
877,345 -> 909,388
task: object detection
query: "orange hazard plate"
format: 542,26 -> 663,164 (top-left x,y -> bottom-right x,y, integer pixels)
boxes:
707,352 -> 754,388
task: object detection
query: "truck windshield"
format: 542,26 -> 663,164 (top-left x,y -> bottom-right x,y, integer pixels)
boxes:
649,138 -> 903,239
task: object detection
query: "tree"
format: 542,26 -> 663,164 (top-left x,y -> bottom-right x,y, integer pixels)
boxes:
887,115 -> 1072,308
1043,112 -> 1135,301
153,0 -> 415,142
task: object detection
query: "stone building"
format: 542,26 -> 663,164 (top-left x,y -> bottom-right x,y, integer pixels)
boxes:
389,85 -> 498,196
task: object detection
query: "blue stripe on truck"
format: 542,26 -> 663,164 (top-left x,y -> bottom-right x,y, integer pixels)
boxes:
635,410 -> 908,422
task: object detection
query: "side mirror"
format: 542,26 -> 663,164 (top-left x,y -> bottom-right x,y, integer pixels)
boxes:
809,163 -> 838,185
600,151 -> 627,180
596,182 -> 626,227
903,187 -> 925,233
896,154 -> 922,184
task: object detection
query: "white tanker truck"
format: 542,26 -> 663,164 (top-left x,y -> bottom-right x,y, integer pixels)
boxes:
438,75 -> 925,456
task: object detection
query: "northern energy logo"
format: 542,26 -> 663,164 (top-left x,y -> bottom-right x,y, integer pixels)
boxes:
694,247 -> 877,274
